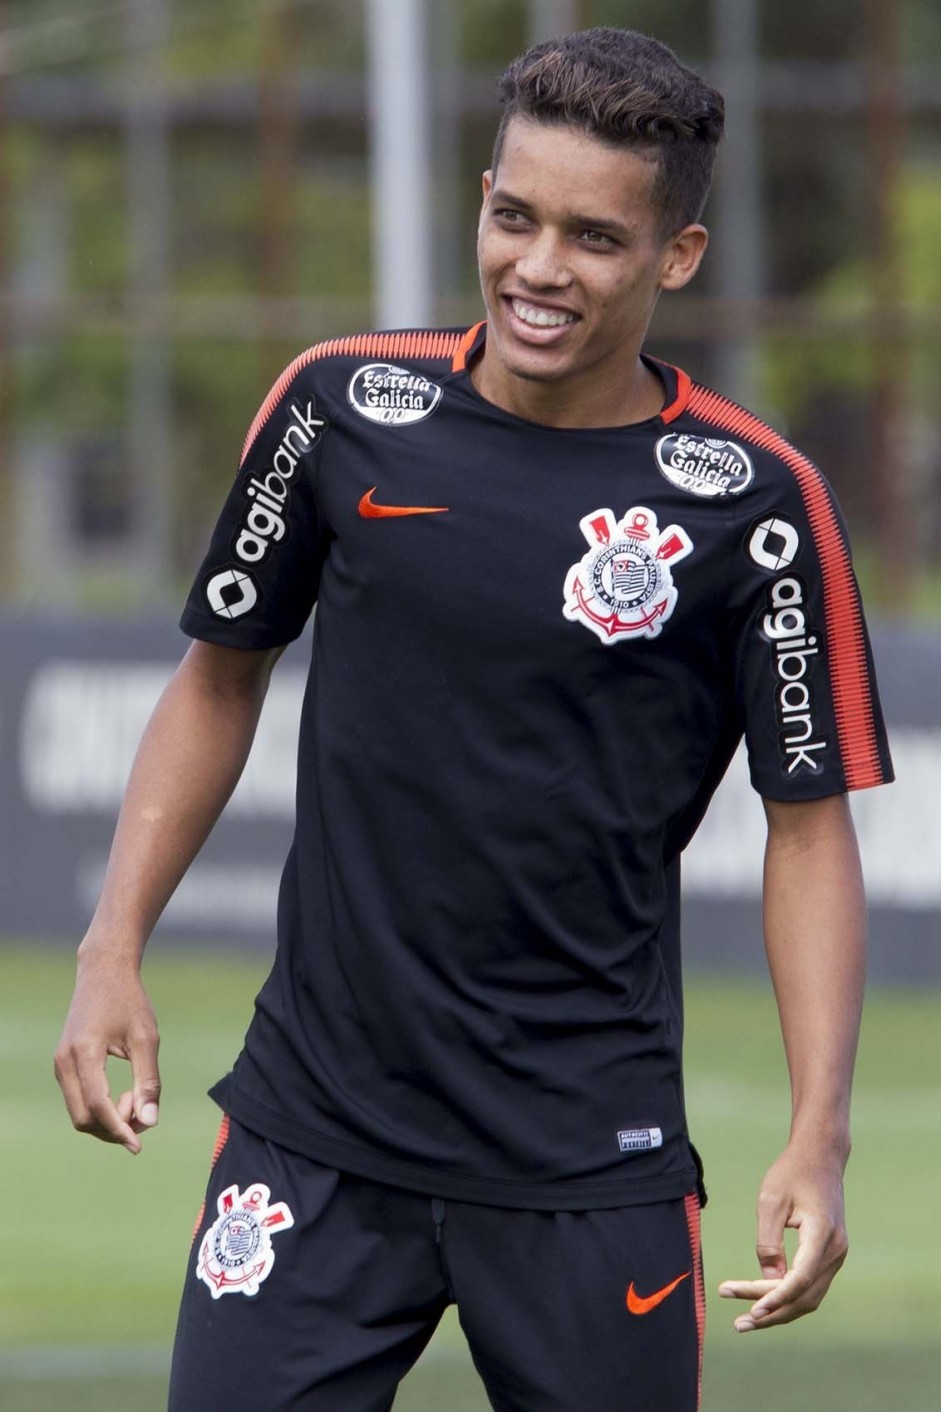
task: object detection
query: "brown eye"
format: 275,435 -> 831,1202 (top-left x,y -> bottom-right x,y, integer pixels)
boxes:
581,229 -> 614,248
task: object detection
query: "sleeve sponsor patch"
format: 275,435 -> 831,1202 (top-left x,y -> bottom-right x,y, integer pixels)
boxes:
761,574 -> 828,775
205,566 -> 260,621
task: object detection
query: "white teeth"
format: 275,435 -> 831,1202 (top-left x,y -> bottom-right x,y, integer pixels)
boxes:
512,299 -> 576,329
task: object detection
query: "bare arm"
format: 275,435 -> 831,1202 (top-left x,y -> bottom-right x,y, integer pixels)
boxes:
719,792 -> 866,1330
54,639 -> 283,1153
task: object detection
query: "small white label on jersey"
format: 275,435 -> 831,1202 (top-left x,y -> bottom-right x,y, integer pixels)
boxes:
656,433 -> 754,498
618,1127 -> 663,1153
348,363 -> 443,426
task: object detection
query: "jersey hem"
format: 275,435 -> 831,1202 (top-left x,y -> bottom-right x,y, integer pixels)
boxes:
749,767 -> 895,800
179,608 -> 304,651
210,1085 -> 702,1212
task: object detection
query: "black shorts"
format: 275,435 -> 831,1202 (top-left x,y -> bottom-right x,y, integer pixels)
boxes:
169,1116 -> 705,1412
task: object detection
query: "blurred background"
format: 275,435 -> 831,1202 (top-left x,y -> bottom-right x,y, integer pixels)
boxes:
0,2 -> 938,1410
1,0 -> 940,612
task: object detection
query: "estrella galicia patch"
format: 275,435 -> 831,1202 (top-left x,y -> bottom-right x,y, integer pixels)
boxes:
655,432 -> 753,498
563,505 -> 693,645
347,363 -> 443,426
196,1181 -> 294,1299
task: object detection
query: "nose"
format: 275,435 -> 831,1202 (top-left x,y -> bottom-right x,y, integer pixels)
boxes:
515,231 -> 571,290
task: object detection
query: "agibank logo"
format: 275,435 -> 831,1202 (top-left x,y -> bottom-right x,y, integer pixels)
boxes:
206,398 -> 326,620
761,575 -> 828,774
233,400 -> 327,565
205,566 -> 258,620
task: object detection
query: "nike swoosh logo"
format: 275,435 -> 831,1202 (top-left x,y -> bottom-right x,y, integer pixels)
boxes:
358,487 -> 449,518
626,1271 -> 690,1315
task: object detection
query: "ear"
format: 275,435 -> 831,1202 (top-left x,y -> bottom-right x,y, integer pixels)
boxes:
658,224 -> 709,292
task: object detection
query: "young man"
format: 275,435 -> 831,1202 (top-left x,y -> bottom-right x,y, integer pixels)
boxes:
56,28 -> 892,1412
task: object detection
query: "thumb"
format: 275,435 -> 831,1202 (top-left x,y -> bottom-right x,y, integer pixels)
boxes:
130,1033 -> 162,1128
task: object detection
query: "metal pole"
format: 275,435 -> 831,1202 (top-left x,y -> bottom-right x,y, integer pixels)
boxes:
258,0 -> 299,370
0,0 -> 12,597
529,0 -> 581,43
866,0 -> 909,610
431,0 -> 461,317
711,0 -> 764,411
366,0 -> 433,329
126,0 -> 172,593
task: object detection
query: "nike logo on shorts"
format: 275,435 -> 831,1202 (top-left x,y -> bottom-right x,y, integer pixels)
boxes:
626,1271 -> 690,1315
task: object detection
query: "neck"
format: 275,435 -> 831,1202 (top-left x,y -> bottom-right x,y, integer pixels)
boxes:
470,349 -> 665,429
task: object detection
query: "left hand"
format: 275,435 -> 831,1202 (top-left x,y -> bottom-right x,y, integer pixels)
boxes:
718,1143 -> 849,1331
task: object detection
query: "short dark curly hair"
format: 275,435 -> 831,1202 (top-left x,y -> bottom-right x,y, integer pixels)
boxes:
493,28 -> 725,235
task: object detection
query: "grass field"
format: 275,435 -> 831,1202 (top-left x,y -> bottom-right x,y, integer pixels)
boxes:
2,944 -> 939,1410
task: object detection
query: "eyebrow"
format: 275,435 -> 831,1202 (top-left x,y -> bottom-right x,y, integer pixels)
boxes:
491,188 -> 634,240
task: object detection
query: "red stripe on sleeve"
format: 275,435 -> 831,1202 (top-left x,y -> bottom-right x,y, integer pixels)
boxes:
686,385 -> 886,791
238,330 -> 462,468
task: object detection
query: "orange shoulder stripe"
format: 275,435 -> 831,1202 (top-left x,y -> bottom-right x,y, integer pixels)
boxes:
686,384 -> 885,791
451,320 -> 485,372
660,363 -> 692,424
238,329 -> 464,468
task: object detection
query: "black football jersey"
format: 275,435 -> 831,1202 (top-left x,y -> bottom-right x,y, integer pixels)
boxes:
181,323 -> 893,1210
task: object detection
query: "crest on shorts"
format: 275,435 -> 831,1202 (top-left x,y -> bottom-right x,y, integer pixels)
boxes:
563,505 -> 693,644
196,1182 -> 294,1299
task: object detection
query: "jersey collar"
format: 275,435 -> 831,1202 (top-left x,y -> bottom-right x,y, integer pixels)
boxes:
451,321 -> 691,426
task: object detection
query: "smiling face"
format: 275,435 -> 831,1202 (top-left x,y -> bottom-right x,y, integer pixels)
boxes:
472,117 -> 708,427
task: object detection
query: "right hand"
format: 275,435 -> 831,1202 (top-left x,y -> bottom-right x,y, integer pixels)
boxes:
54,948 -> 162,1155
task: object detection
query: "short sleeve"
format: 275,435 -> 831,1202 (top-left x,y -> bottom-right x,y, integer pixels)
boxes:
180,363 -> 330,649
727,459 -> 894,800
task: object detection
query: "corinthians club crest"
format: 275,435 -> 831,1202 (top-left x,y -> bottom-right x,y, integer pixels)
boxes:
196,1182 -> 294,1299
563,505 -> 693,644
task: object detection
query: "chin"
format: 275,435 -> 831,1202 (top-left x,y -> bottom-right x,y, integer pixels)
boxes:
497,339 -> 576,385
505,360 -> 568,385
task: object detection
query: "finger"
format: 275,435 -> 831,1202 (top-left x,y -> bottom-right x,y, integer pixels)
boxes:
749,1217 -> 840,1322
116,1088 -> 150,1135
71,1043 -> 142,1152
129,1029 -> 161,1129
718,1278 -> 780,1301
734,1271 -> 832,1331
54,1043 -> 88,1126
755,1189 -> 788,1280
748,1263 -> 815,1320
